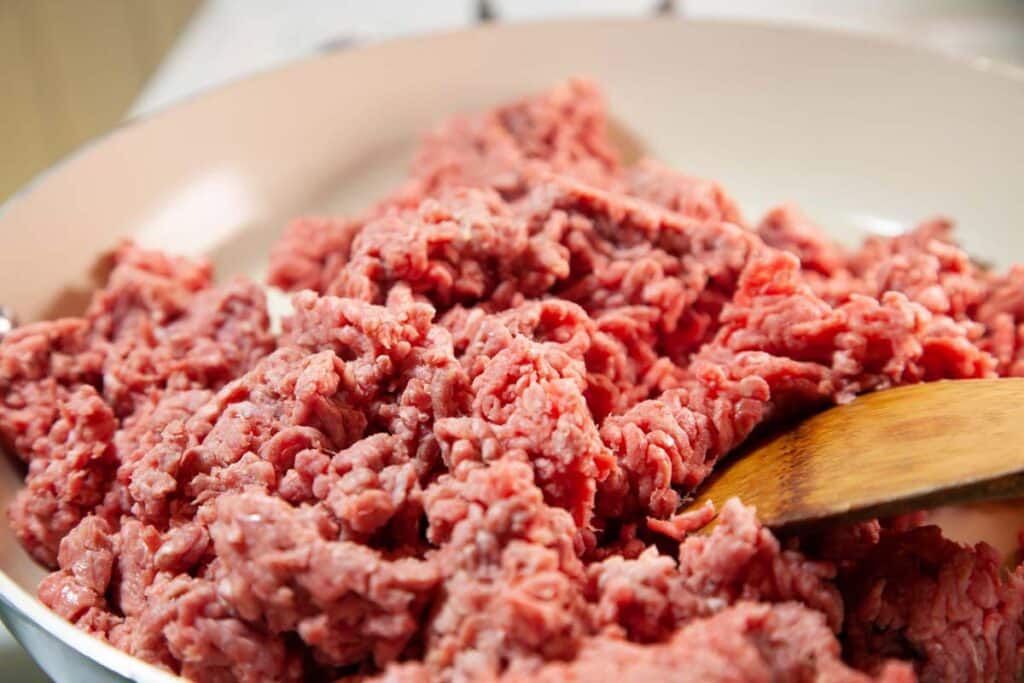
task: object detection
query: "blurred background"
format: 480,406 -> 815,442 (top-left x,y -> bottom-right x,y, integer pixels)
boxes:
1,0 -> 1023,679
3,0 -> 1024,205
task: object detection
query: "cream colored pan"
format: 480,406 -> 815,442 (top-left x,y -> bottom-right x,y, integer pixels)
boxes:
1,18 -> 1022,682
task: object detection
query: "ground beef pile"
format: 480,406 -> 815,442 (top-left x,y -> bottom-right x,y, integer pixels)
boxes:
5,79 -> 1024,682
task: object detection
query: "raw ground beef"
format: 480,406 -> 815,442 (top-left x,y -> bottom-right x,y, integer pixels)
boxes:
5,79 -> 1024,682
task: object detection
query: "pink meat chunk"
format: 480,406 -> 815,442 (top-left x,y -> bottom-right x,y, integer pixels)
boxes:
9,386 -> 117,566
0,243 -> 272,464
436,332 -> 615,528
625,158 -> 745,225
373,603 -> 915,683
590,498 -> 839,641
420,459 -> 589,680
9,80 -> 1024,683
832,523 -> 1024,682
518,603 -> 916,683
267,217 -> 362,293
0,318 -> 102,458
756,204 -> 846,277
406,77 -> 621,200
205,491 -> 440,669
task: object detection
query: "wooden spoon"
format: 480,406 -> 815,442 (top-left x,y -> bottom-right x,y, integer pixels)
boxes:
685,378 -> 1024,531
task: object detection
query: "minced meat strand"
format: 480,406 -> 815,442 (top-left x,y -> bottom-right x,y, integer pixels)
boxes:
204,490 -> 440,669
9,386 -> 117,566
831,523 -> 1024,682
4,80 -> 1024,682
519,603 -> 917,683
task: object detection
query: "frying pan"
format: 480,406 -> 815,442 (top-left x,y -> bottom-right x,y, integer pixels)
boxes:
1,18 -> 1022,682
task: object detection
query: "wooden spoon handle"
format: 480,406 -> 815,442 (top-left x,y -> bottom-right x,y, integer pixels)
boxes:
686,378 -> 1024,531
